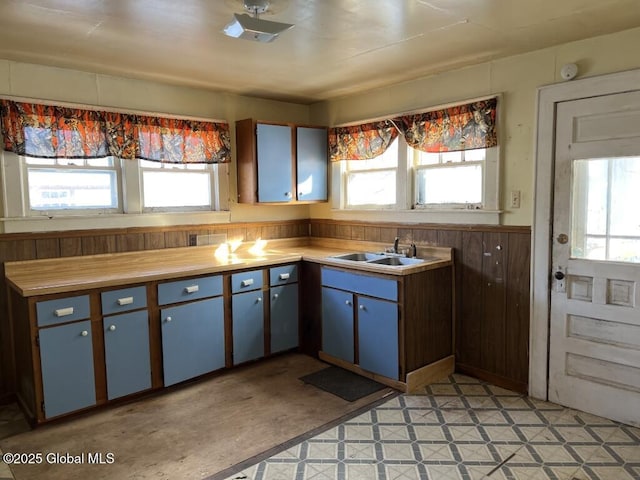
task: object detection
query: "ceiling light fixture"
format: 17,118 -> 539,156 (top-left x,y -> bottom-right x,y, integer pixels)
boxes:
223,0 -> 294,43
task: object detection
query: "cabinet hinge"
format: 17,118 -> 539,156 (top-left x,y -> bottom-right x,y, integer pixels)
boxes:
41,401 -> 45,413
35,335 -> 39,347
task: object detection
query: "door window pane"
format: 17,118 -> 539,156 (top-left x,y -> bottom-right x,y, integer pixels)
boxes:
571,156 -> 640,263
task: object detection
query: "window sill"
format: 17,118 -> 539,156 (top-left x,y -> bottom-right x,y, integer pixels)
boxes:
0,211 -> 231,234
330,208 -> 502,225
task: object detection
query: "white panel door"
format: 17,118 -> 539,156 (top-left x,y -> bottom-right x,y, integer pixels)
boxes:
550,90 -> 640,427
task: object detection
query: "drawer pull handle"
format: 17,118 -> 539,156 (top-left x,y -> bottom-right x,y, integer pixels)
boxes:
273,293 -> 279,299
241,279 -> 254,287
108,325 -> 116,332
279,273 -> 290,280
184,285 -> 199,294
54,307 -> 74,317
81,330 -> 89,337
117,297 -> 134,306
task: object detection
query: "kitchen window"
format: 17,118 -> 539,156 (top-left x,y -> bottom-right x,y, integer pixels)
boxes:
342,138 -> 404,208
140,160 -> 221,211
24,156 -> 121,214
413,146 -> 499,210
331,97 -> 500,216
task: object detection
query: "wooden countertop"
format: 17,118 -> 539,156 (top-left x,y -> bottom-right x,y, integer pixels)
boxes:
5,238 -> 452,297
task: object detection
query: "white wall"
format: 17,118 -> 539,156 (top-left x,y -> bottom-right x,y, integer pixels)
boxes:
0,60 -> 312,232
308,26 -> 640,226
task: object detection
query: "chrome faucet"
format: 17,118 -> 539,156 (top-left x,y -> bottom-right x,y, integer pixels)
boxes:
393,237 -> 399,254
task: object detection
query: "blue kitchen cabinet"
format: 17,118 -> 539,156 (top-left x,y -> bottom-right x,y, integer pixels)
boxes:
160,297 -> 225,386
321,286 -> 355,363
296,126 -> 328,202
232,289 -> 265,364
101,285 -> 151,400
357,296 -> 399,380
321,267 -> 400,380
270,264 -> 299,354
236,119 -> 328,204
257,123 -> 293,203
270,284 -> 299,353
39,320 -> 96,418
103,310 -> 151,400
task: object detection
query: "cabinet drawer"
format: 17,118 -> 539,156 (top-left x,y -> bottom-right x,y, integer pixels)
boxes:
231,269 -> 264,293
101,286 -> 147,315
321,268 -> 398,302
158,275 -> 223,306
36,295 -> 91,327
270,264 -> 298,286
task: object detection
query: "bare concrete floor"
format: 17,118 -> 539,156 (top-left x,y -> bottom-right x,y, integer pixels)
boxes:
0,354 -> 391,480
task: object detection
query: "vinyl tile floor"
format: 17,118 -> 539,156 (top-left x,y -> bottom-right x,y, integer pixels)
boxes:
218,373 -> 640,480
1,372 -> 639,480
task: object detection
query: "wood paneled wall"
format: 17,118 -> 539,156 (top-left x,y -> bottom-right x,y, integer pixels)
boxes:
0,220 -> 309,401
310,219 -> 532,393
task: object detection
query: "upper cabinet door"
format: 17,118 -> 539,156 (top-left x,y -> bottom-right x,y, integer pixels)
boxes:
296,127 -> 328,202
257,123 -> 293,203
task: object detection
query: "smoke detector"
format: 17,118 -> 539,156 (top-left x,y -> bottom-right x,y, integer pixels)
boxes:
223,0 -> 294,43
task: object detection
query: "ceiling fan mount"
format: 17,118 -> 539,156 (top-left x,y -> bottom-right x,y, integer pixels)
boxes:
223,0 -> 294,43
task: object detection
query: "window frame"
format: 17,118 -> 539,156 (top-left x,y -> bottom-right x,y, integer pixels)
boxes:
22,156 -> 123,216
412,147 -> 499,210
334,137 -> 410,210
138,159 -> 223,213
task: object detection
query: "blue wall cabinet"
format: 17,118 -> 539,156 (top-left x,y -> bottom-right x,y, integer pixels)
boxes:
103,310 -> 151,400
270,284 -> 299,353
257,123 -> 294,203
160,297 -> 225,386
39,320 -> 96,418
297,126 -> 328,202
236,119 -> 328,204
357,297 -> 399,380
321,286 -> 354,363
232,290 -> 265,364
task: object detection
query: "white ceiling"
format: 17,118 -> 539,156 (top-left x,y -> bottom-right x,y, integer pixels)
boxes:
1,0 -> 639,104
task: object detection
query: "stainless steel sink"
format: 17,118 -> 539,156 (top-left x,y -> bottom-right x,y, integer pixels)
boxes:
367,256 -> 425,266
330,251 -> 439,267
331,252 -> 386,262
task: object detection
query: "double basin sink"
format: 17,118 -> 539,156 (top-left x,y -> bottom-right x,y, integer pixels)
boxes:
330,252 -> 436,267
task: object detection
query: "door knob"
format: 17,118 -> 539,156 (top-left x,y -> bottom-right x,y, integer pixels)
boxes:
554,271 -> 565,280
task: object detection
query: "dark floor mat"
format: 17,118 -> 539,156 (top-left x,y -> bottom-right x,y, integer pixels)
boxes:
299,366 -> 387,402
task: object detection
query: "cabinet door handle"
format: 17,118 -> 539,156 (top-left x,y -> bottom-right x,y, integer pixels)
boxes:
81,330 -> 89,337
54,307 -> 74,317
359,305 -> 366,311
278,273 -> 290,280
184,285 -> 199,294
345,300 -> 352,306
241,278 -> 254,287
108,325 -> 116,332
165,316 -> 173,322
117,296 -> 134,306
285,192 -> 292,198
256,297 -> 262,303
273,293 -> 279,299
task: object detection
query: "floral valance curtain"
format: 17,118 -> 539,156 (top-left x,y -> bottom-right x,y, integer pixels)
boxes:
328,97 -> 498,161
393,97 -> 498,153
0,99 -> 231,163
328,120 -> 399,161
